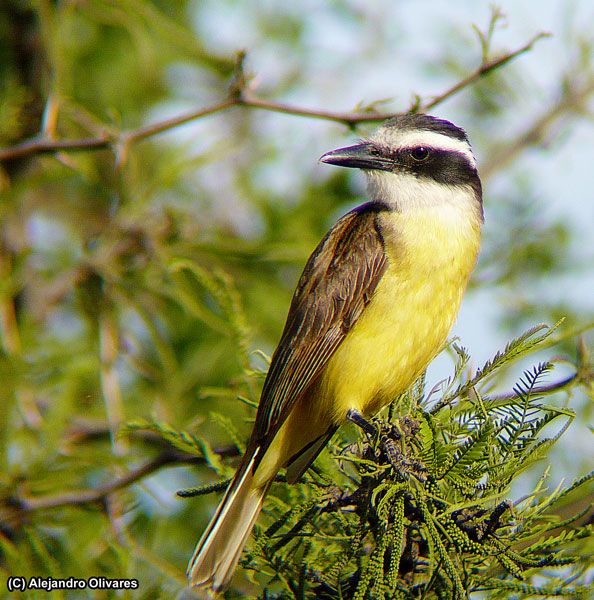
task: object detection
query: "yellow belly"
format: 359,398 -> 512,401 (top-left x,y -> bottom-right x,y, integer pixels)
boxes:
255,208 -> 481,485
318,209 -> 480,422
319,260 -> 465,420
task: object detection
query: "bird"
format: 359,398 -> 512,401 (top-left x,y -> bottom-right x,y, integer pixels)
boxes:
187,113 -> 483,593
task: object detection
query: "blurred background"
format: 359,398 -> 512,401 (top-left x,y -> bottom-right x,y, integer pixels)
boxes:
0,0 -> 592,596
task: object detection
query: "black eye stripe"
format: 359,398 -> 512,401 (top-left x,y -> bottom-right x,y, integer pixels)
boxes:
374,145 -> 475,174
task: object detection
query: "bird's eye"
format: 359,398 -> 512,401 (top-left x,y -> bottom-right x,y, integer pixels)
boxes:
410,147 -> 430,161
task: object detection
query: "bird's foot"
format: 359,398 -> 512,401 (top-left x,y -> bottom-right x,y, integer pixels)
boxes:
346,408 -> 378,436
380,433 -> 427,482
346,409 -> 427,482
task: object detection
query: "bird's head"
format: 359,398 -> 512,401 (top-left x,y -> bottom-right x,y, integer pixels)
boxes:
320,114 -> 483,220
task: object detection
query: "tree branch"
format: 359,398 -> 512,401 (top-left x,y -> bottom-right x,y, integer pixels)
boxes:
0,33 -> 550,163
0,135 -> 111,162
18,452 -> 181,512
122,98 -> 239,145
485,371 -> 579,402
422,32 -> 551,111
8,443 -> 239,515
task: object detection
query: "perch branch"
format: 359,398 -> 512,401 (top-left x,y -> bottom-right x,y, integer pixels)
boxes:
0,33 -> 550,163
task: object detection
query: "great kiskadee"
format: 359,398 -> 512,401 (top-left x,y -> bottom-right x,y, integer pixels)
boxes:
187,113 -> 483,593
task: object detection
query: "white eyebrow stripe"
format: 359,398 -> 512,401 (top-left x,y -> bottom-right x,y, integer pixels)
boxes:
373,129 -> 477,169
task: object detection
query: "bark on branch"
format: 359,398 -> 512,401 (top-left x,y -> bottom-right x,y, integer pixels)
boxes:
0,33 -> 549,164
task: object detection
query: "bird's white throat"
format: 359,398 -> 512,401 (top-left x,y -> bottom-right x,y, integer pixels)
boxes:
365,170 -> 482,224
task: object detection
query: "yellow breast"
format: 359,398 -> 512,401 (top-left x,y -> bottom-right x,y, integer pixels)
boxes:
318,206 -> 481,422
255,205 -> 481,486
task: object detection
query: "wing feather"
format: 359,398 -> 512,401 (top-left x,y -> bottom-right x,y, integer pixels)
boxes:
249,202 -> 388,456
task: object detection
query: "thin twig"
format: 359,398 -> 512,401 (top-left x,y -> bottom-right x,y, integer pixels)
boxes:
99,308 -> 127,455
0,247 -> 42,428
0,135 -> 111,162
16,451 -> 181,511
0,34 -> 551,163
430,368 -> 582,415
423,32 -> 551,111
124,97 -> 238,144
237,91 -> 389,125
12,442 -> 239,514
485,372 -> 579,402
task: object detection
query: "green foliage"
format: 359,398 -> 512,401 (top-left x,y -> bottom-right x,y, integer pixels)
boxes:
125,419 -> 204,457
0,2 -> 593,599
186,324 -> 589,599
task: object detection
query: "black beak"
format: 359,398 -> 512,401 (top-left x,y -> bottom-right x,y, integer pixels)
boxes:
319,143 -> 392,171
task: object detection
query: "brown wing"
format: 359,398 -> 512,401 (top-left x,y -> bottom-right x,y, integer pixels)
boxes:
249,202 -> 388,455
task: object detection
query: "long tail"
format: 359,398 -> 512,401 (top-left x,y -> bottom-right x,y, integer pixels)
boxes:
187,450 -> 269,593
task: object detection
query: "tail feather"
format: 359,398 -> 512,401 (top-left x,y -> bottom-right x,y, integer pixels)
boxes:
187,451 -> 268,592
